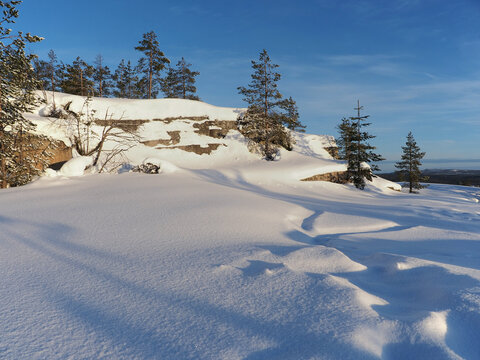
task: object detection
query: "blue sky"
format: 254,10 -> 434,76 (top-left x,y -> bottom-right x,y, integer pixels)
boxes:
14,0 -> 480,170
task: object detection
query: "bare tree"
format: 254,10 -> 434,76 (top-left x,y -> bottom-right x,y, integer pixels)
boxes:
57,97 -> 139,172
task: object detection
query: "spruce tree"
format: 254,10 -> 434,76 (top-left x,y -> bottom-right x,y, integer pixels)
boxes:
135,31 -> 170,99
160,66 -> 178,98
345,101 -> 384,189
0,0 -> 52,188
237,49 -> 303,160
161,57 -> 200,100
93,54 -> 112,97
112,59 -> 139,99
336,117 -> 355,160
395,132 -> 426,193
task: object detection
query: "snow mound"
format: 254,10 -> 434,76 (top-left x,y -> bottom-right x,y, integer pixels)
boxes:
283,246 -> 367,273
141,158 -> 179,174
58,156 -> 93,176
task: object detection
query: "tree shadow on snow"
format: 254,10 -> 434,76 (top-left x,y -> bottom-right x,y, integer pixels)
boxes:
3,213 -> 379,359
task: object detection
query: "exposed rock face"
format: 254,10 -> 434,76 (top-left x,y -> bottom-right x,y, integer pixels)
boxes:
94,119 -> 149,132
152,116 -> 210,124
28,135 -> 72,170
140,117 -> 237,154
47,140 -> 72,166
193,120 -> 237,139
301,171 -> 349,184
324,146 -> 339,159
141,131 -> 181,147
156,143 -> 225,155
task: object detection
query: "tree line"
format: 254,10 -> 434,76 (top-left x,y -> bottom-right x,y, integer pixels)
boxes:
34,31 -> 200,101
1,1 -> 426,192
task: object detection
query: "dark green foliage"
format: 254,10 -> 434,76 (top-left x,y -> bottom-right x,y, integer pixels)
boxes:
112,59 -> 140,99
135,31 -> 170,99
395,132 -> 426,193
34,49 -> 63,109
33,58 -> 49,90
93,54 -> 112,97
60,57 -> 94,96
1,0 -> 54,188
336,117 -> 355,161
340,101 -> 384,189
160,57 -> 200,100
279,96 -> 305,132
237,49 -> 303,160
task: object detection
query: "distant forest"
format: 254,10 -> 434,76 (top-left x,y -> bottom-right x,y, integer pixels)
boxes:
379,169 -> 480,187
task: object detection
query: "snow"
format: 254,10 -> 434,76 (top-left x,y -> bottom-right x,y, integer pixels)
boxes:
1,93 -> 479,359
58,156 -> 93,177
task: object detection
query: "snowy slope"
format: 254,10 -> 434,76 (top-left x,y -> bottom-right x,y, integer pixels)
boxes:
26,92 -> 354,183
3,94 -> 478,359
1,171 -> 479,359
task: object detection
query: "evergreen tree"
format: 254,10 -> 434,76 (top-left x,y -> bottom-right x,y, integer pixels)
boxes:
160,57 -> 200,100
237,49 -> 303,160
345,101 -> 384,189
395,132 -> 426,193
135,31 -> 169,99
93,54 -> 112,97
0,0 -> 52,188
46,50 -> 62,92
160,66 -> 178,98
33,58 -> 49,90
33,50 -> 62,106
112,59 -> 139,98
279,96 -> 304,132
336,117 -> 352,160
60,57 -> 94,96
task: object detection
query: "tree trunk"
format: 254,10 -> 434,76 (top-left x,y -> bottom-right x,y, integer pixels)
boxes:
51,68 -> 56,110
182,60 -> 186,99
0,77 -> 6,189
80,68 -> 84,96
148,52 -> 153,99
263,59 -> 270,157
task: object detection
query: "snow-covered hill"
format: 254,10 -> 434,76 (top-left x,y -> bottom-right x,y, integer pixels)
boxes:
26,92 -> 392,189
3,94 -> 479,359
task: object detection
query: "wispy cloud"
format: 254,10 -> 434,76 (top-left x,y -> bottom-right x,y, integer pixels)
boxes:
318,54 -> 413,78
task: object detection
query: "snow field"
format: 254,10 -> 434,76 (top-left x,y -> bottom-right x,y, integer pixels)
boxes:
1,93 -> 478,359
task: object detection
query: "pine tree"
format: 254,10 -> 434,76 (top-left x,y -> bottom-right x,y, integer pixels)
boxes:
47,50 -> 62,90
395,132 -> 426,193
33,50 -> 62,106
0,0 -> 52,188
93,54 -> 112,97
112,59 -> 139,99
160,57 -> 200,100
135,31 -> 170,99
345,101 -> 384,189
237,49 -> 303,160
33,58 -> 49,90
60,57 -> 94,96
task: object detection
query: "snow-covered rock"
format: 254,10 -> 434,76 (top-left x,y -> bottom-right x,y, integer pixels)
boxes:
58,156 -> 93,176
